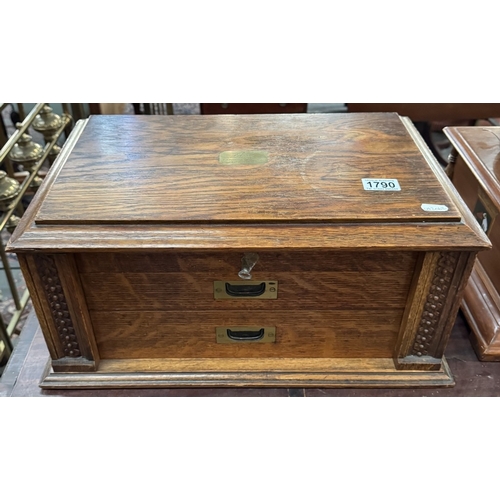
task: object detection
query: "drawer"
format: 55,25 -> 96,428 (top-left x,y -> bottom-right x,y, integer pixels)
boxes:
76,251 -> 418,274
91,309 -> 405,359
77,251 -> 418,311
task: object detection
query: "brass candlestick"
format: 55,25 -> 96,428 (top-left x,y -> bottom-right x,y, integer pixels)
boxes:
8,127 -> 44,188
32,105 -> 62,164
0,171 -> 22,233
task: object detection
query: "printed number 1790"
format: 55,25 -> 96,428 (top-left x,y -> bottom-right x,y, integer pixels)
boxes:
362,179 -> 401,191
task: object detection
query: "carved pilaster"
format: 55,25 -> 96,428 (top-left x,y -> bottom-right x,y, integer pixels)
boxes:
410,252 -> 458,357
395,251 -> 476,370
20,253 -> 99,372
33,254 -> 81,357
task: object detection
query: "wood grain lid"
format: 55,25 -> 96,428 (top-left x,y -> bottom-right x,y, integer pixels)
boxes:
34,113 -> 461,225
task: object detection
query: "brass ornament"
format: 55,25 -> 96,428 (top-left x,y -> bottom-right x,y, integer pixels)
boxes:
32,105 -> 62,164
8,128 -> 44,188
0,171 -> 22,233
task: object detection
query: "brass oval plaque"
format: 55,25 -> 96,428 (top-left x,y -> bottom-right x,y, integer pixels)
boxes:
219,151 -> 269,165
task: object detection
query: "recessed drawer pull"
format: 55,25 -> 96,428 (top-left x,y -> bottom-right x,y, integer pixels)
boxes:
214,281 -> 278,299
216,326 -> 276,343
227,328 -> 264,341
225,282 -> 265,297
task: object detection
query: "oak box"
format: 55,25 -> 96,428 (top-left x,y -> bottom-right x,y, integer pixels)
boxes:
7,113 -> 490,388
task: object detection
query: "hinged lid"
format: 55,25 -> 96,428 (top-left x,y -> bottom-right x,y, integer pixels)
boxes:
33,113 -> 461,225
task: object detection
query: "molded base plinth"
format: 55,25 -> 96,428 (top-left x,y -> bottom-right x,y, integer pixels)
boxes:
40,356 -> 454,389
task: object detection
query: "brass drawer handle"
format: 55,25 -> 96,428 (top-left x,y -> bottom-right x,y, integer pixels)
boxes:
214,281 -> 278,299
216,326 -> 276,343
227,328 -> 264,341
225,282 -> 265,297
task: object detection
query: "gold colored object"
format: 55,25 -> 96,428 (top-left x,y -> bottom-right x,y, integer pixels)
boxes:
0,171 -> 22,233
0,103 -> 45,167
0,111 -> 14,177
32,105 -> 62,164
0,104 -> 73,366
8,128 -> 44,188
216,326 -> 276,343
219,150 -> 269,165
214,280 -> 278,299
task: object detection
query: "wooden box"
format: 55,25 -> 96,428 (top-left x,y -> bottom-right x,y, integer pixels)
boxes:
445,126 -> 500,360
7,113 -> 490,389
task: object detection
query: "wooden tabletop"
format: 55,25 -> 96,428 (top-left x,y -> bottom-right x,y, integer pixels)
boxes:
2,309 -> 500,397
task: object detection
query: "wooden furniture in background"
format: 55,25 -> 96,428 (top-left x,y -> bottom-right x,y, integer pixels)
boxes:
445,126 -> 500,360
346,104 -> 500,122
7,113 -> 489,388
88,104 -> 102,115
200,103 -> 307,114
347,104 -> 500,166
